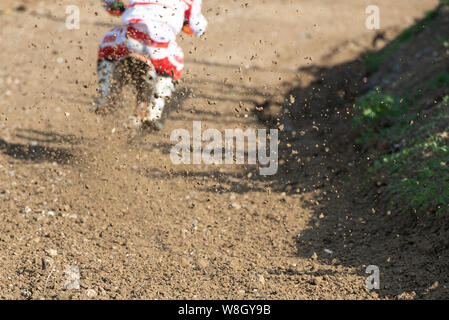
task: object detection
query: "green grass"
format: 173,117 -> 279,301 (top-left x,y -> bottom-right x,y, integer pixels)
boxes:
443,95 -> 449,107
354,87 -> 449,214
376,128 -> 449,215
352,90 -> 410,143
354,0 -> 449,214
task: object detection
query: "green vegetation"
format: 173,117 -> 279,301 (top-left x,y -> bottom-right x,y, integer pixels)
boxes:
443,95 -> 449,107
354,0 -> 449,214
375,125 -> 449,215
352,90 -> 410,143
354,89 -> 449,214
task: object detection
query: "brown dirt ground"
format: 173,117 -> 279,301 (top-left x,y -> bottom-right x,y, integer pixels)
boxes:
0,0 -> 445,299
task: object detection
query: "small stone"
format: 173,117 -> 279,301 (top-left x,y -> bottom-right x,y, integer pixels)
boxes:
86,289 -> 97,298
230,203 -> 241,209
311,276 -> 322,285
429,281 -> 439,290
46,249 -> 57,257
289,94 -> 296,104
258,275 -> 265,285
41,258 -> 50,270
20,290 -> 31,298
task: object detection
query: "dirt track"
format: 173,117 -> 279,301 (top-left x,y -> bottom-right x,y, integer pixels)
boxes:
0,0 -> 442,299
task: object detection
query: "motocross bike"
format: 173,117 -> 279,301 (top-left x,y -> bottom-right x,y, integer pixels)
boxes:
92,1 -> 193,133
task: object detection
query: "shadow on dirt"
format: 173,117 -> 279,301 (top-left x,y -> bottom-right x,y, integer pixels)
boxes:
0,138 -> 74,164
136,167 -> 266,194
271,7 -> 449,299
14,129 -> 82,145
0,129 -> 79,164
132,4 -> 449,299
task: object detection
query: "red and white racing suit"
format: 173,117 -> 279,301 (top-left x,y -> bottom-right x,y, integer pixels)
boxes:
99,0 -> 207,80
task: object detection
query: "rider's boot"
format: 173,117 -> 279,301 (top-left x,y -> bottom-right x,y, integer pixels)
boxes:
141,75 -> 175,131
92,59 -> 116,113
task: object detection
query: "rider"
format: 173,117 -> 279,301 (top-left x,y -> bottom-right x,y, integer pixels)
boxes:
95,0 -> 207,130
